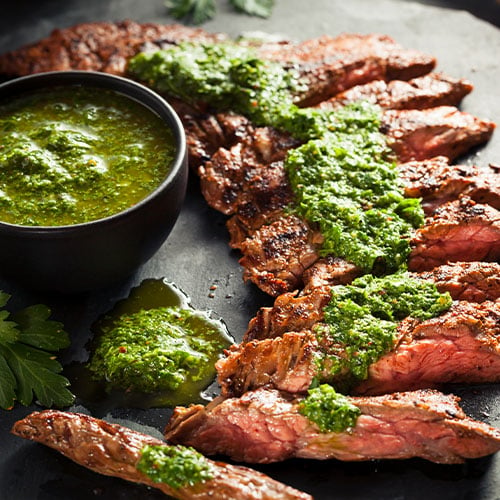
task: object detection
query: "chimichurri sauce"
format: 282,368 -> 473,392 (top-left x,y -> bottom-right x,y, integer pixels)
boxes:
314,273 -> 452,390
82,279 -> 233,409
0,86 -> 175,226
128,43 -> 424,273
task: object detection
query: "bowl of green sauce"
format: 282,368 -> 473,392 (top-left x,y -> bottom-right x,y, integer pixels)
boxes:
0,71 -> 188,292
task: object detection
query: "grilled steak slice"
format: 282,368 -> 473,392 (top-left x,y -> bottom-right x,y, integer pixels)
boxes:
244,286 -> 331,342
399,156 -> 500,214
416,262 -> 500,303
356,300 -> 500,395
199,106 -> 494,223
318,73 -> 473,111
409,197 -> 500,272
259,33 -> 436,105
183,112 -> 255,168
164,388 -> 500,464
0,21 -> 226,77
246,262 -> 500,343
382,106 -> 495,162
220,301 -> 500,397
199,131 -> 299,216
12,410 -> 311,500
301,256 -> 362,292
238,215 -> 322,296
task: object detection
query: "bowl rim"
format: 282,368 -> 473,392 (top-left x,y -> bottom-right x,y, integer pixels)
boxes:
0,70 -> 187,234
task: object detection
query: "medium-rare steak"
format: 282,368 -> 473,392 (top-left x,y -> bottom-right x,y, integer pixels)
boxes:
12,410 -> 311,500
258,34 -> 436,106
399,156 -> 500,214
219,301 -> 500,397
416,261 -> 500,303
381,106 -> 495,162
0,20 -> 227,77
318,73 -> 473,111
409,197 -> 500,272
164,388 -> 500,464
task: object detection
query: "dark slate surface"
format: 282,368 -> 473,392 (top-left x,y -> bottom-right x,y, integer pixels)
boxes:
0,1 -> 499,499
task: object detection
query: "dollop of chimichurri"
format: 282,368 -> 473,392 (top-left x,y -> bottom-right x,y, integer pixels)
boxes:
298,384 -> 361,433
137,444 -> 214,489
315,273 -> 452,389
86,279 -> 232,407
128,43 -> 424,272
0,86 -> 175,226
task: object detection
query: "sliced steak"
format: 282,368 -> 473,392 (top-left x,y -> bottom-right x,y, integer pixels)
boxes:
0,21 -> 226,77
199,132 -> 298,216
238,215 -> 322,296
409,197 -> 500,272
12,410 -> 311,500
244,286 -> 331,342
318,73 -> 473,111
382,106 -> 495,162
164,388 -> 500,464
416,262 -> 500,303
246,262 -> 500,343
356,300 -> 500,395
301,256 -> 364,292
259,33 -> 436,105
220,301 -> 500,397
399,156 -> 500,214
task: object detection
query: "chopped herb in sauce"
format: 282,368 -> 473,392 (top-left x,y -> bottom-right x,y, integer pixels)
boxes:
128,43 -> 425,272
298,384 -> 361,433
137,444 -> 214,489
0,86 -> 175,226
315,273 -> 452,387
87,305 -> 230,395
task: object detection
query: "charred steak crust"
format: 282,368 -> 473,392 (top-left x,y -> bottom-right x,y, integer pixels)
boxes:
11,410 -> 312,500
164,388 -> 500,464
0,20 -> 227,77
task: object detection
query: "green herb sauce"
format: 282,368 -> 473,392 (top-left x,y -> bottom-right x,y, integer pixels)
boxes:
137,444 -> 214,489
0,86 -> 175,226
86,279 -> 232,407
298,384 -> 361,433
128,43 -> 424,271
315,273 -> 452,388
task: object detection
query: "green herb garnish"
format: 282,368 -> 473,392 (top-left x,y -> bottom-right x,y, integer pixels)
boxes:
166,0 -> 274,24
314,273 -> 452,388
0,291 -> 74,410
298,384 -> 361,433
137,444 -> 214,489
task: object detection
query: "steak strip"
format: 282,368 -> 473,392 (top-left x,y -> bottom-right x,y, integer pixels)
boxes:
237,197 -> 500,296
0,20 -> 227,77
246,262 -> 500,342
217,301 -> 500,397
317,73 -> 473,111
399,156 -> 500,214
409,197 -> 500,272
164,388 -> 500,464
11,410 -> 311,500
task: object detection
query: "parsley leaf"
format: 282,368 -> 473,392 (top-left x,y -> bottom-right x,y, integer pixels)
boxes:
166,0 -> 216,24
166,0 -> 274,24
0,295 -> 74,410
230,0 -> 274,18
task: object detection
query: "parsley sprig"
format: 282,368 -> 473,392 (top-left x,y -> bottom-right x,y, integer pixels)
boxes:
166,0 -> 274,24
0,292 -> 74,410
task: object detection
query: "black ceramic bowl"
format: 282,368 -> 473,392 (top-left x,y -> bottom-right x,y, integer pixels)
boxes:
0,71 -> 188,293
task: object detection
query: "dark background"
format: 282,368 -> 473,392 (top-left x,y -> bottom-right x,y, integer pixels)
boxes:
0,1 -> 500,499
